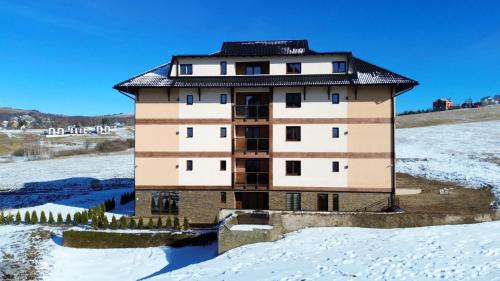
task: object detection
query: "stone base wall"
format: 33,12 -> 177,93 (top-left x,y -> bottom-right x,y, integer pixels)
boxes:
135,189 -> 391,224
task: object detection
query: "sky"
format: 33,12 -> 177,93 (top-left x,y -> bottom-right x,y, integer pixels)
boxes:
0,0 -> 499,116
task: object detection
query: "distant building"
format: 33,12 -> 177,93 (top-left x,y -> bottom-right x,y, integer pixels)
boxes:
433,98 -> 453,111
481,96 -> 499,105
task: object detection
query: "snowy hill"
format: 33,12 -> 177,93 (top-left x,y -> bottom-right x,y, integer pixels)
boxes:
396,120 -> 500,205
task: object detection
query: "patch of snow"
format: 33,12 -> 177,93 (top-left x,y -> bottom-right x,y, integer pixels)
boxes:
230,224 -> 273,231
396,120 -> 500,205
30,221 -> 500,280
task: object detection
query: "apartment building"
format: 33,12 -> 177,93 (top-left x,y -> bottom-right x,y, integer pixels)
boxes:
114,40 -> 418,225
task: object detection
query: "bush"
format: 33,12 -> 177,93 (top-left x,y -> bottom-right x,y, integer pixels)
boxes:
57,213 -> 63,225
110,216 -> 118,229
91,216 -> 99,229
48,212 -> 55,225
95,139 -> 129,153
213,215 -> 219,225
173,217 -> 180,230
66,214 -> 72,225
81,211 -> 88,225
12,148 -> 24,157
24,211 -> 30,224
165,216 -> 172,229
183,217 -> 190,230
129,218 -> 136,229
156,217 -> 163,228
0,210 -> 4,224
73,212 -> 81,225
137,217 -> 144,229
15,211 -> 21,225
31,211 -> 38,224
102,216 -> 109,229
147,217 -> 154,229
40,211 -> 47,224
7,213 -> 13,224
119,216 -> 127,229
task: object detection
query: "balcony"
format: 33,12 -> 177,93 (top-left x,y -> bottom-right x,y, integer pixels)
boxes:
234,172 -> 269,185
234,137 -> 269,153
234,105 -> 269,119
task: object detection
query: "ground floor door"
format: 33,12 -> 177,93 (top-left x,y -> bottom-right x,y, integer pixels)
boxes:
235,192 -> 269,210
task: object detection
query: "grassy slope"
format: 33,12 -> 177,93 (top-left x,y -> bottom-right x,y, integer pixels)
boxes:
396,104 -> 500,128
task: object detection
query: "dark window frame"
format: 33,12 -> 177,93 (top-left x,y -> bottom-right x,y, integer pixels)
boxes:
245,64 -> 262,75
186,160 -> 193,171
187,95 -> 194,105
220,160 -> 227,171
221,192 -> 227,203
286,126 -> 301,141
220,94 -> 227,104
180,64 -> 193,75
220,127 -> 227,138
286,62 -> 302,74
186,127 -> 193,138
332,127 -> 339,138
286,161 -> 301,176
286,93 -> 301,108
220,61 -> 227,75
332,194 -> 339,211
331,93 -> 340,104
151,191 -> 179,215
332,161 -> 339,172
332,61 -> 347,73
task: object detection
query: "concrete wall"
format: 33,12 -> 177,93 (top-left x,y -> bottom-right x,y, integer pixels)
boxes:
272,124 -> 348,152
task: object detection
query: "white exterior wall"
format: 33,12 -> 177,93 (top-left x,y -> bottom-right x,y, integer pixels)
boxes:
179,125 -> 231,152
178,158 -> 232,186
273,124 -> 347,152
172,55 -> 348,76
178,88 -> 232,119
273,86 -> 347,118
273,158 -> 348,188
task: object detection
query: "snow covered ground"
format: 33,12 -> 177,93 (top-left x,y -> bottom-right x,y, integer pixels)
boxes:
0,151 -> 133,192
396,120 -> 500,204
0,221 -> 480,280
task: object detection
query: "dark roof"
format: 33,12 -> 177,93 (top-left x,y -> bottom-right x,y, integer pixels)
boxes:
217,40 -> 314,56
114,57 -> 417,94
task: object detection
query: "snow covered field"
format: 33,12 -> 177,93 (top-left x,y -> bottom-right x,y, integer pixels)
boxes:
396,120 -> 500,204
0,221 -> 480,280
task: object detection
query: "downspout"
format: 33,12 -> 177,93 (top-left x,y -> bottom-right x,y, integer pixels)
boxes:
390,86 -> 396,210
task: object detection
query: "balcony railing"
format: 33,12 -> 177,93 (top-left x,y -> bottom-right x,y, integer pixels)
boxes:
234,172 -> 269,185
234,105 -> 269,119
234,138 -> 269,152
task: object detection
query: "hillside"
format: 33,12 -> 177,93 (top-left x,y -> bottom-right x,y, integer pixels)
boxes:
396,105 -> 500,128
0,107 -> 134,129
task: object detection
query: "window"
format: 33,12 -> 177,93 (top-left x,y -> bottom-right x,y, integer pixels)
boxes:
220,61 -> 227,75
286,62 -> 301,74
332,61 -> 347,73
332,93 -> 340,104
318,193 -> 329,211
286,126 -> 301,141
332,161 -> 339,172
180,64 -> 193,75
332,194 -> 339,211
332,127 -> 339,138
151,192 -> 179,214
245,64 -> 262,75
187,127 -> 193,138
286,93 -> 301,108
286,161 -> 301,176
220,127 -> 227,138
220,160 -> 226,171
220,94 -> 227,104
221,192 -> 227,203
186,160 -> 193,171
286,193 -> 301,211
187,95 -> 193,105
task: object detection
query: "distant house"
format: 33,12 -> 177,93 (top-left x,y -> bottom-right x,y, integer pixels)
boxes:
433,98 -> 453,111
481,96 -> 499,105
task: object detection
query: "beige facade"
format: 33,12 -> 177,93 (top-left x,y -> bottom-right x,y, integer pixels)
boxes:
117,40 -> 416,224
